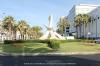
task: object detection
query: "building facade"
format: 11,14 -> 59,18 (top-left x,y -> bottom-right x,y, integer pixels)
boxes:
67,4 -> 100,39
87,7 -> 100,39
59,16 -> 70,36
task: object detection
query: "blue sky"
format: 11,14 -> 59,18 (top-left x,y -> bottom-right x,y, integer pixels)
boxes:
0,0 -> 100,31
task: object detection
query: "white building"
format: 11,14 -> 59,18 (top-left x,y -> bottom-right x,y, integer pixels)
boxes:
67,4 -> 100,38
87,7 -> 100,39
60,16 -> 70,36
0,21 -> 7,41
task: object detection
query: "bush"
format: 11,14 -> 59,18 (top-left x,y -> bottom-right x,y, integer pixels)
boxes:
4,40 -> 44,44
82,40 -> 95,43
59,39 -> 82,43
4,40 -> 13,44
47,40 -> 60,50
81,39 -> 96,46
4,39 -> 83,45
4,40 -> 25,44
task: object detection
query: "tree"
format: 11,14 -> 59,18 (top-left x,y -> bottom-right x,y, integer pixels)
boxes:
12,23 -> 18,40
74,14 -> 83,38
82,14 -> 91,38
57,16 -> 70,36
2,16 -> 15,40
17,20 -> 29,40
74,14 -> 91,38
31,26 -> 42,39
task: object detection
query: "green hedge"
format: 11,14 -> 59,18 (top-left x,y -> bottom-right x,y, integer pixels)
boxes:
4,40 -> 43,44
57,39 -> 82,43
4,39 -> 83,44
47,40 -> 60,50
4,39 -> 58,44
82,40 -> 96,43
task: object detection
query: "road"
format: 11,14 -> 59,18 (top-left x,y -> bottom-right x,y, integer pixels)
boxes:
0,54 -> 100,66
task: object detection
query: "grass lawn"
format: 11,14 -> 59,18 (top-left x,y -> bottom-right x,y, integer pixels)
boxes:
59,42 -> 100,52
1,41 -> 100,53
0,43 -> 3,52
2,43 -> 54,53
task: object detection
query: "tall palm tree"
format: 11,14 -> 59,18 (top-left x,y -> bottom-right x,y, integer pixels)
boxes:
12,23 -> 18,40
74,14 -> 83,38
27,28 -> 33,39
74,14 -> 91,38
2,16 -> 15,40
17,20 -> 29,40
57,17 -> 70,36
31,26 -> 42,39
82,14 -> 91,38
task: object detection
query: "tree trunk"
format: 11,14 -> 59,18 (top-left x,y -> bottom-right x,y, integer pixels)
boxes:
79,24 -> 81,38
8,24 -> 12,40
83,23 -> 85,38
76,26 -> 78,38
13,30 -> 16,40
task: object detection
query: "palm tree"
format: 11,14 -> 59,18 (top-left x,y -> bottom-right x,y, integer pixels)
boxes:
27,28 -> 33,39
82,14 -> 91,38
17,20 -> 29,40
2,16 -> 15,40
74,14 -> 83,38
74,14 -> 91,38
31,26 -> 42,39
12,23 -> 18,40
57,17 -> 70,36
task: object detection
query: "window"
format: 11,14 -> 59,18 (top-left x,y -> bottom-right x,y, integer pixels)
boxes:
94,19 -> 96,21
98,17 -> 100,19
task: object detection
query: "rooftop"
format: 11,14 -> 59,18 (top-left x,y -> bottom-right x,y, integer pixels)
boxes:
78,4 -> 100,7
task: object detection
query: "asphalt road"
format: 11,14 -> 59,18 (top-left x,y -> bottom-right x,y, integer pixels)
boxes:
0,54 -> 100,66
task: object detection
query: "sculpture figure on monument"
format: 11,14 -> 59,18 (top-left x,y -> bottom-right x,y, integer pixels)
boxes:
39,15 -> 65,40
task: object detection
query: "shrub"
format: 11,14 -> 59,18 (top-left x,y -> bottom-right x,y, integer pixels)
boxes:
4,40 -> 25,44
4,39 -> 83,44
81,39 -> 96,46
4,40 -> 13,44
47,40 -> 60,50
59,39 -> 82,43
4,40 -> 44,44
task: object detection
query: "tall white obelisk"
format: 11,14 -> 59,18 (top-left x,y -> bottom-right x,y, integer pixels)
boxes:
48,15 -> 52,28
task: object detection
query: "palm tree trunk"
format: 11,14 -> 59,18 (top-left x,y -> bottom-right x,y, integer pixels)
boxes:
76,26 -> 78,38
84,25 -> 86,39
84,24 -> 86,38
82,23 -> 84,38
63,26 -> 65,36
79,24 -> 81,38
13,30 -> 16,40
96,20 -> 97,39
8,24 -> 12,40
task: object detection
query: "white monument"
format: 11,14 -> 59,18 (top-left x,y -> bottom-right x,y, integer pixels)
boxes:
39,15 -> 65,40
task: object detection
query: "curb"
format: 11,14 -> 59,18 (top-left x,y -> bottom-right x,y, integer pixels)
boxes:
1,52 -> 100,56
